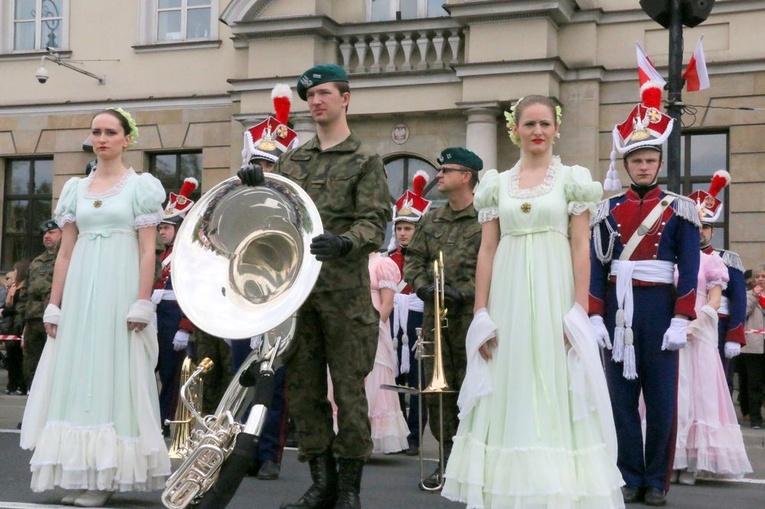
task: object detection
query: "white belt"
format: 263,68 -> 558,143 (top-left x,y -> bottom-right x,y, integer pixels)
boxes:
718,295 -> 730,315
161,290 -> 177,301
609,260 -> 675,378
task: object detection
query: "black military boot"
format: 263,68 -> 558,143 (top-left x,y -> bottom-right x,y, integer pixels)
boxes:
334,458 -> 364,509
280,452 -> 338,509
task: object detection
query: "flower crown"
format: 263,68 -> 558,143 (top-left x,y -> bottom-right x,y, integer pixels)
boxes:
112,107 -> 139,146
504,97 -> 563,147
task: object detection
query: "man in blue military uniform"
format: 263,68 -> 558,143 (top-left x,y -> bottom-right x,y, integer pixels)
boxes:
589,81 -> 701,506
689,172 -> 746,378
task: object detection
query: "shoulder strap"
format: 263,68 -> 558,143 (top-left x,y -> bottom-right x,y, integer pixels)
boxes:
619,196 -> 676,261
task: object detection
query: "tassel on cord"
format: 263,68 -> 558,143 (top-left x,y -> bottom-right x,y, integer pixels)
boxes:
400,332 -> 410,374
603,149 -> 623,191
622,327 -> 637,379
612,309 -> 625,362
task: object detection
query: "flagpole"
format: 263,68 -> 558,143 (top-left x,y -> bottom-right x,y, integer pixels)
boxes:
666,0 -> 684,194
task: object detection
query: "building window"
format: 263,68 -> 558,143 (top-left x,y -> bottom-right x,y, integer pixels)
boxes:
658,131 -> 729,249
12,0 -> 66,51
154,0 -> 215,42
369,0 -> 448,21
149,152 -> 203,204
2,158 -> 53,269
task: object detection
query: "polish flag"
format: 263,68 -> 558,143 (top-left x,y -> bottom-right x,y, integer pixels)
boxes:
683,36 -> 710,92
636,43 -> 666,87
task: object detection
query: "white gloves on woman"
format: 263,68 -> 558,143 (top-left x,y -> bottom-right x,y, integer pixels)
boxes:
43,303 -> 61,325
661,317 -> 689,351
724,341 -> 741,359
127,299 -> 156,325
589,315 -> 612,349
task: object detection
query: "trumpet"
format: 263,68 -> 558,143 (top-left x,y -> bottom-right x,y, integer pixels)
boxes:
417,251 -> 453,491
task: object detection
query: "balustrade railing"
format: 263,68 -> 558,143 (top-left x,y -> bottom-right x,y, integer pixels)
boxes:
336,27 -> 463,74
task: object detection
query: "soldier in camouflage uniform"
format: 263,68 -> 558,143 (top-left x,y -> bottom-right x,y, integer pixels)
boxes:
238,64 -> 390,509
404,147 -> 483,490
23,220 -> 62,387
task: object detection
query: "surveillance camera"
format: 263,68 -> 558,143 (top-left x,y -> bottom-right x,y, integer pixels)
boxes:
36,66 -> 49,84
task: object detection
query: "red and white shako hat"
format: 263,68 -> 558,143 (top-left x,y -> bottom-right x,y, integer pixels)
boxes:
242,84 -> 299,165
688,170 -> 731,223
162,177 -> 199,226
394,170 -> 432,224
604,81 -> 674,191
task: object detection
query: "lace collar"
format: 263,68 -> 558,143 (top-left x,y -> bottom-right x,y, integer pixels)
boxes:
508,155 -> 561,198
84,167 -> 135,199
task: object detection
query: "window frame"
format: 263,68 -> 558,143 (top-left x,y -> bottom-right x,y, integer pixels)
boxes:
367,0 -> 448,21
147,150 -> 203,204
2,157 -> 54,270
657,130 -> 730,248
2,0 -> 70,53
137,0 -> 219,47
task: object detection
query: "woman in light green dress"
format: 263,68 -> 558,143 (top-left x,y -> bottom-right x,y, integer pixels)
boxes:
442,96 -> 624,509
21,108 -> 170,507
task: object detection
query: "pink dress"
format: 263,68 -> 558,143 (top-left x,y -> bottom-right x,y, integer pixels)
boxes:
674,252 -> 752,477
366,253 -> 410,453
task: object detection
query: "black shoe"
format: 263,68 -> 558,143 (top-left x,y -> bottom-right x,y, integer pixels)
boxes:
751,421 -> 763,430
280,452 -> 337,509
258,460 -> 280,480
162,424 -> 170,437
403,446 -> 419,457
643,487 -> 667,506
420,467 -> 442,491
335,458 -> 364,509
621,486 -> 644,504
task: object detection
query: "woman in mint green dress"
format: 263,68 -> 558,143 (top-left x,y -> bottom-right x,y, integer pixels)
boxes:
441,96 -> 624,508
20,108 -> 170,507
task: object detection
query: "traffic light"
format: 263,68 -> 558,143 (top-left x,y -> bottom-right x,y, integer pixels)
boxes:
639,0 -> 715,28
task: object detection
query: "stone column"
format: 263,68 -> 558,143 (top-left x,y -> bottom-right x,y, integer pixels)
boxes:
462,103 -> 501,172
292,113 -> 316,147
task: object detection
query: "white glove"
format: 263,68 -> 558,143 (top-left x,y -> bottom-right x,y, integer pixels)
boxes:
661,317 -> 689,351
724,341 -> 741,359
126,299 -> 156,324
589,315 -> 612,349
250,334 -> 263,351
43,303 -> 61,325
173,330 -> 190,351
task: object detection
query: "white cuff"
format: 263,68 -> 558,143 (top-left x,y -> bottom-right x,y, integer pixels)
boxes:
127,299 -> 156,324
43,303 -> 61,325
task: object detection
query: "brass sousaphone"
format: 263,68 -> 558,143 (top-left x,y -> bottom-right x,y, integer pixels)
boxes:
162,174 -> 322,509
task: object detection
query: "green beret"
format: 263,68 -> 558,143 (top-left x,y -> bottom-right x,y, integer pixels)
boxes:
40,219 -> 60,233
437,147 -> 483,172
296,64 -> 349,101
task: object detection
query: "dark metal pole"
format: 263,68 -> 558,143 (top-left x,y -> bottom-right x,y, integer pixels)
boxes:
666,0 -> 684,193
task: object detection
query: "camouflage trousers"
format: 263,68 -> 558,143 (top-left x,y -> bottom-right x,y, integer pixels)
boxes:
23,319 -> 46,388
421,309 -> 470,456
286,290 -> 378,462
192,329 -> 233,416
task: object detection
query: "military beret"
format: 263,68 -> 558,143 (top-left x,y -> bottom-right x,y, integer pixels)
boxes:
296,64 -> 349,101
437,147 -> 483,172
40,219 -> 60,233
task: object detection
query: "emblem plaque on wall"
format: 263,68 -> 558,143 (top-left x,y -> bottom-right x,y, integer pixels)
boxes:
392,123 -> 409,145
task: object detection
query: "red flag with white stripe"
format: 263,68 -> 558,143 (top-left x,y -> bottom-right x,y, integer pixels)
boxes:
636,43 -> 666,87
682,36 -> 710,91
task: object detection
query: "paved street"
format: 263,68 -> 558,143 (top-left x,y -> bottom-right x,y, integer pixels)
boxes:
1,365 -> 763,508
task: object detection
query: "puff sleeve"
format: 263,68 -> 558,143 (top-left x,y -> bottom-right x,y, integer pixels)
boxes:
474,169 -> 500,223
704,252 -> 729,291
54,177 -> 81,227
132,172 -> 166,229
565,165 -> 603,216
376,255 -> 402,292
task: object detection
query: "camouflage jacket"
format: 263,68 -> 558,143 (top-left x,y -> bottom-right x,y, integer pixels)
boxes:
273,132 -> 391,292
405,202 -> 481,314
25,244 -> 58,320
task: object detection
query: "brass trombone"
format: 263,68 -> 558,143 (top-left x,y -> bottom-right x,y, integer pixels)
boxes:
418,251 -> 454,491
